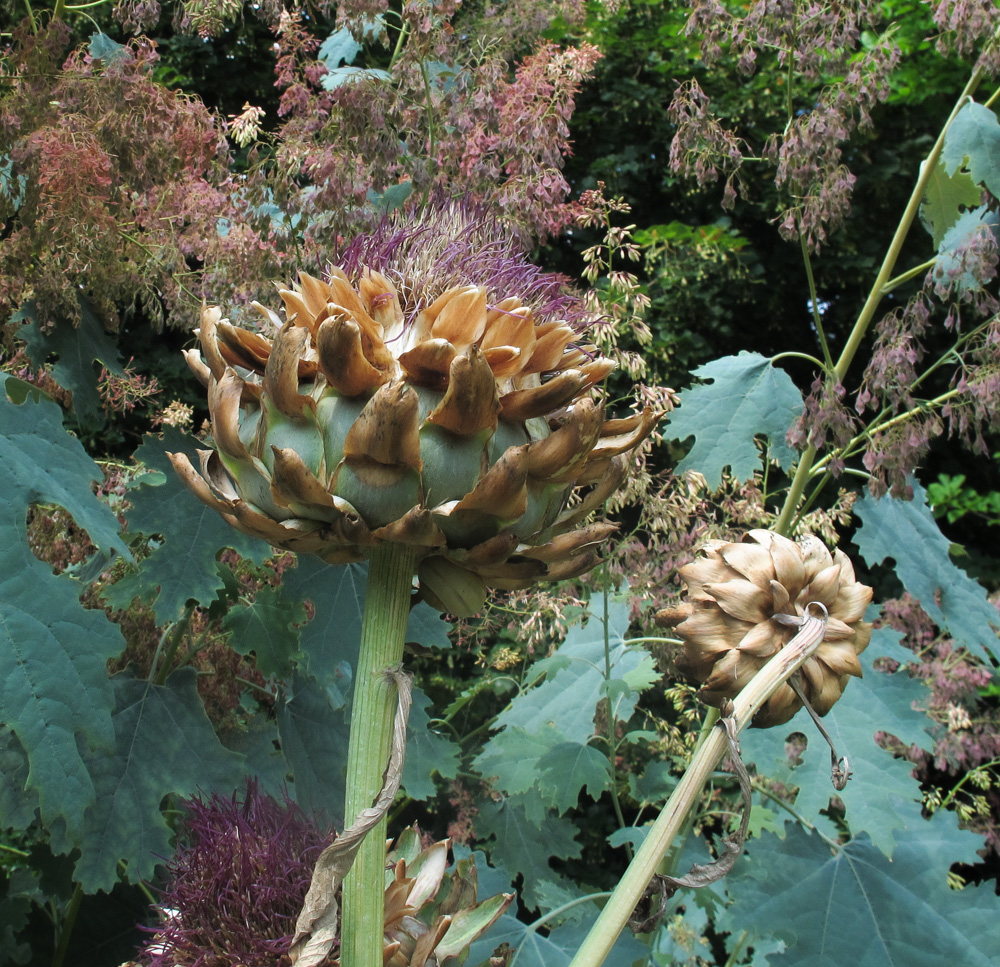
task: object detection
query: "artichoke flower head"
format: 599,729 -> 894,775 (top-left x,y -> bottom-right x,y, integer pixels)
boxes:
657,529 -> 873,728
170,205 -> 657,615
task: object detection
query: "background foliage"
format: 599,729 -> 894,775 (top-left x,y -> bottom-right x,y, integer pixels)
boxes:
2,1 -> 1000,966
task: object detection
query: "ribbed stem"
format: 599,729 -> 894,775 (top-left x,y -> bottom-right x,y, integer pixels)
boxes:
340,543 -> 417,967
566,615 -> 826,967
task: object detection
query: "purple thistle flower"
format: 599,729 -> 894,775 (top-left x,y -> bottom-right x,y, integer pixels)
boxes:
335,199 -> 593,332
135,780 -> 329,967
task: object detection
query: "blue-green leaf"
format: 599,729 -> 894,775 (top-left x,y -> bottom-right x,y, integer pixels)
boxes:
402,686 -> 460,801
318,26 -> 362,68
723,812 -> 1000,967
17,297 -> 124,429
69,669 -> 245,892
537,742 -> 612,813
279,559 -> 367,684
474,798 -> 581,911
854,482 -> 999,663
104,428 -> 272,622
276,673 -> 351,826
741,628 -> 932,856
223,585 -> 305,680
942,100 -> 1000,197
665,352 -> 803,487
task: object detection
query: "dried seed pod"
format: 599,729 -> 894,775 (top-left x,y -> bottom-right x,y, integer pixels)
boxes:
656,530 -> 873,728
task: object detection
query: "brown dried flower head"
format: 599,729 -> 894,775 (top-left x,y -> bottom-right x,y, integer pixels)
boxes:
656,529 -> 873,728
169,207 -> 657,615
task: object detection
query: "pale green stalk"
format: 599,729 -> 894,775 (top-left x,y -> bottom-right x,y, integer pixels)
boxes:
774,67 -> 984,537
567,614 -> 826,967
340,542 -> 418,967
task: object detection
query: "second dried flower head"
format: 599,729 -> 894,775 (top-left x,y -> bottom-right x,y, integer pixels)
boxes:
657,529 -> 873,728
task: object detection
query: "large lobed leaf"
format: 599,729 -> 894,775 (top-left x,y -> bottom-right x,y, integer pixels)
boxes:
942,100 -> 1000,198
919,159 -> 984,249
723,811 -> 1000,967
0,378 -> 128,843
854,482 -> 999,663
474,597 -> 655,817
741,628 -> 933,856
65,669 -> 246,892
665,352 -> 803,488
16,297 -> 124,430
104,428 -> 273,623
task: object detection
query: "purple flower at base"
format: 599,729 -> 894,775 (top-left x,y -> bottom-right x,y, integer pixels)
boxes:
135,780 -> 328,967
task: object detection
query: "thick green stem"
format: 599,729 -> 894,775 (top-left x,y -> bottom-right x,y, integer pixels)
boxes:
566,615 -> 825,967
340,543 -> 417,967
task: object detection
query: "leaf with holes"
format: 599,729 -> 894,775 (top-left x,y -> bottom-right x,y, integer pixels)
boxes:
104,428 -> 272,622
16,297 -> 124,428
665,352 -> 803,487
920,159 -> 984,247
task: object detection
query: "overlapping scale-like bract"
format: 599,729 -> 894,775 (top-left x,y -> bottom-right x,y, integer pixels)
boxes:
656,530 -> 873,728
171,266 -> 656,615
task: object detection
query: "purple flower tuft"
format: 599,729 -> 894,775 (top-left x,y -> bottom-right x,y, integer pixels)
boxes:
135,780 -> 329,967
335,199 -> 592,332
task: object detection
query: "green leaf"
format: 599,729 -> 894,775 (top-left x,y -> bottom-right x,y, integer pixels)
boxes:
477,904 -> 648,967
405,600 -> 452,650
402,687 -> 460,801
496,597 -> 644,741
665,352 -> 803,487
276,673 -> 351,825
104,429 -> 272,622
854,482 -> 999,663
88,32 -> 128,65
0,728 -> 38,831
473,727 -> 557,802
742,628 -> 932,856
279,559 -> 367,685
69,669 -> 245,892
0,514 -> 123,845
932,206 -> 999,295
474,798 -> 581,911
1,374 -> 129,557
219,712 -> 289,800
723,813 -> 1000,967
223,585 -> 305,679
942,100 -> 1000,198
318,26 -> 362,68
537,742 -> 612,814
919,159 -> 984,248
17,297 -> 123,429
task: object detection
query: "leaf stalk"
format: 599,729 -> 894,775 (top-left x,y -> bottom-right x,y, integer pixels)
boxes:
566,613 -> 826,967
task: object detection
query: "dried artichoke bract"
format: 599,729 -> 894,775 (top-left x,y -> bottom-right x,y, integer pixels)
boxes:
169,210 -> 656,616
656,529 -> 873,728
383,829 -> 512,967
